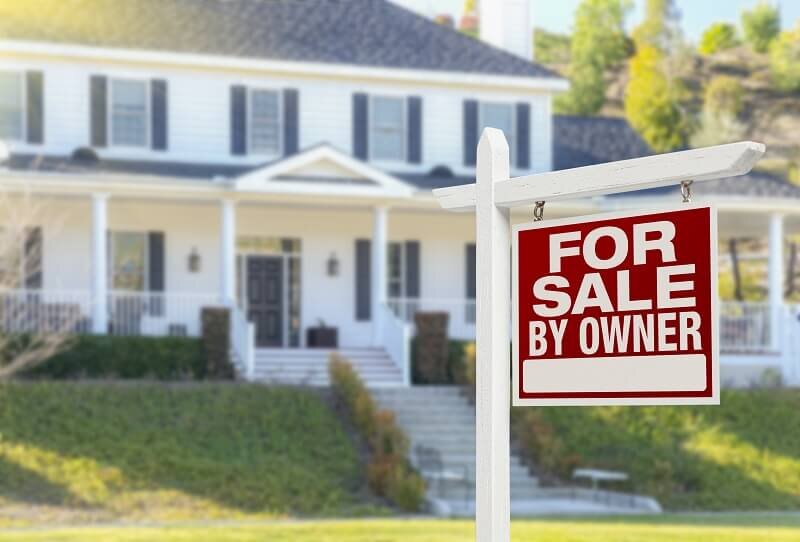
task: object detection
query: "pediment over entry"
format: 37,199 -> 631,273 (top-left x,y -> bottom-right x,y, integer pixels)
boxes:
234,144 -> 415,198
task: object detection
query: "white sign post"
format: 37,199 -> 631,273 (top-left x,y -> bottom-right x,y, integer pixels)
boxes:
434,129 -> 764,542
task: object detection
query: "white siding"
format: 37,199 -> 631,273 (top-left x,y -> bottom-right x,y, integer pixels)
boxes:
0,55 -> 554,177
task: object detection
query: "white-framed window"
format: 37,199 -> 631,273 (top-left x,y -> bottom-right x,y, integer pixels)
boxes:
249,88 -> 282,155
109,231 -> 148,291
387,241 -> 405,298
110,78 -> 149,147
0,71 -> 24,141
371,96 -> 405,161
480,102 -> 514,163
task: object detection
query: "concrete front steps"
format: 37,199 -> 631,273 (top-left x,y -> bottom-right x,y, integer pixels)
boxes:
372,385 -> 661,517
251,348 -> 404,387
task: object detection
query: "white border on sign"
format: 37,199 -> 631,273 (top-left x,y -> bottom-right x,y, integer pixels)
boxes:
511,204 -> 720,407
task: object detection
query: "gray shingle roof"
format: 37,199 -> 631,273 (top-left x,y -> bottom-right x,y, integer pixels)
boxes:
553,115 -> 652,170
0,0 -> 559,79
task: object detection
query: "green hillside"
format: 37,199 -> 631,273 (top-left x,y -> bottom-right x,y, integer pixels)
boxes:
513,389 -> 800,510
0,382 -> 372,526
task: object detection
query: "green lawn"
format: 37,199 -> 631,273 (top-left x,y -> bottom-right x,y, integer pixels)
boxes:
0,382 -> 372,524
1,517 -> 800,542
512,389 -> 800,510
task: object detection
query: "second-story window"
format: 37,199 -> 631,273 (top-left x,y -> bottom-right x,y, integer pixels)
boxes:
250,89 -> 281,154
371,96 -> 404,161
111,79 -> 148,147
480,102 -> 514,161
0,72 -> 24,141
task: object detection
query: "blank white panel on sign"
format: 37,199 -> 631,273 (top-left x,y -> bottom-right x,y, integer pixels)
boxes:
522,354 -> 707,394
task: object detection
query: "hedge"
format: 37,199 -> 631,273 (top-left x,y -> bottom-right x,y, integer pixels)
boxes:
23,335 -> 208,380
329,354 -> 426,512
411,338 -> 473,385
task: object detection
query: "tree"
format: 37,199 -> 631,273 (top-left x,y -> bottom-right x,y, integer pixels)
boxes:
691,76 -> 747,147
534,28 -> 571,65
625,45 -> 688,151
0,187 -> 72,379
699,22 -> 739,55
632,0 -> 682,53
624,0 -> 688,152
554,0 -> 632,115
741,1 -> 780,53
769,23 -> 800,92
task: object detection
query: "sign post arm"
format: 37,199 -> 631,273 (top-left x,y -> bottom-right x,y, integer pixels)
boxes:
475,128 -> 511,542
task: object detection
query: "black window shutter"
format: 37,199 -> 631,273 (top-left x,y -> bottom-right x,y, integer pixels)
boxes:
90,75 -> 107,147
407,96 -> 422,164
151,79 -> 168,151
353,93 -> 368,160
463,99 -> 478,166
355,239 -> 371,321
148,232 -> 165,316
230,85 -> 247,155
283,88 -> 299,156
516,102 -> 530,169
24,227 -> 42,290
466,243 -> 476,300
25,71 -> 44,144
404,241 -> 420,299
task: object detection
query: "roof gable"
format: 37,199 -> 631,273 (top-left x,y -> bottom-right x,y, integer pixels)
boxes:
0,0 -> 561,80
234,145 -> 415,198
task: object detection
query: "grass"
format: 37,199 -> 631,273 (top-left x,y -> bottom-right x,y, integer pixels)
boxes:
0,382 -> 373,525
1,516 -> 800,541
512,389 -> 800,510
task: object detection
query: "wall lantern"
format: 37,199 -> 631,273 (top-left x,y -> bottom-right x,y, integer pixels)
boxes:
188,247 -> 201,273
327,252 -> 339,277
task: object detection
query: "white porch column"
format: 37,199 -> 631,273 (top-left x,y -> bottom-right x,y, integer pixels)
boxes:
372,205 -> 388,346
220,199 -> 237,306
768,213 -> 784,351
91,193 -> 109,334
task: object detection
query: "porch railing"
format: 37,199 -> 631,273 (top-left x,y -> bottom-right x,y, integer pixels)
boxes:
0,289 -> 94,334
107,290 -> 219,337
0,289 -> 222,338
380,301 -> 412,386
720,301 -> 772,352
387,297 -> 476,341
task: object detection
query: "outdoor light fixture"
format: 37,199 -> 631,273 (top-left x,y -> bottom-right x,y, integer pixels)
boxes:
326,252 -> 339,277
188,247 -> 201,273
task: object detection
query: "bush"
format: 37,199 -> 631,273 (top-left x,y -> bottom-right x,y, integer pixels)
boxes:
704,76 -> 744,117
25,335 -> 207,380
769,24 -> 800,92
329,354 -> 425,512
742,1 -> 780,53
699,22 -> 739,55
201,307 -> 235,379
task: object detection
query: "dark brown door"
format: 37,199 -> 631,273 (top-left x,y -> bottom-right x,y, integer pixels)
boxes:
247,256 -> 283,347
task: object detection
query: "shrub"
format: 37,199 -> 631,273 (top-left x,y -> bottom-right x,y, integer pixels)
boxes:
201,307 -> 235,379
699,22 -> 739,55
25,335 -> 206,380
769,24 -> 800,92
329,354 -> 425,512
704,76 -> 744,117
690,110 -> 747,148
742,1 -> 780,53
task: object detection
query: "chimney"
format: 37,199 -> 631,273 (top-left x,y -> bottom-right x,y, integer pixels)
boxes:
479,0 -> 532,60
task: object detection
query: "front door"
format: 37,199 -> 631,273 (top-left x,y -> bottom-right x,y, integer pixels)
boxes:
247,256 -> 283,347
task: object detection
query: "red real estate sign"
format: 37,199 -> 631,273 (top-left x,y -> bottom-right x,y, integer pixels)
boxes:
512,205 -> 719,406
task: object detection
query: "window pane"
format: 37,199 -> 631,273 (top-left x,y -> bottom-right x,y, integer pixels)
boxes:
371,97 -> 404,161
0,72 -> 22,141
250,90 -> 280,154
481,103 -> 514,164
111,79 -> 147,147
111,232 -> 146,291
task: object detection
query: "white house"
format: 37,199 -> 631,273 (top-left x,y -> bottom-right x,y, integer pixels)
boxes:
0,0 -> 797,387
